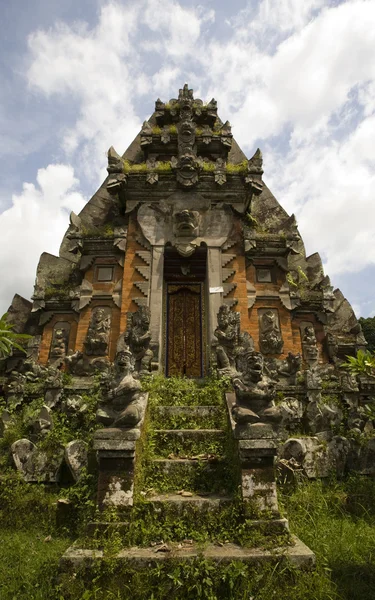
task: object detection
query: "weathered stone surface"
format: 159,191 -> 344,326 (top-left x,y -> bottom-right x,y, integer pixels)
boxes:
125,307 -> 153,374
85,307 -> 111,356
64,440 -> 88,481
11,438 -> 63,482
61,535 -> 315,571
6,294 -> 32,333
96,343 -> 147,429
31,405 -> 53,437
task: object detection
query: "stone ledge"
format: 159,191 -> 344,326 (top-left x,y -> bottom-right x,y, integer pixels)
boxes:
60,535 -> 315,571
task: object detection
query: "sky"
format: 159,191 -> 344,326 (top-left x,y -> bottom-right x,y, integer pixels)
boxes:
1,0 -> 375,318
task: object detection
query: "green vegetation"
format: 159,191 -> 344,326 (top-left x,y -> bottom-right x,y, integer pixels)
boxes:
81,224 -> 115,238
359,316 -> 375,353
123,160 -> 172,174
142,374 -> 228,407
342,349 -> 375,378
201,162 -> 215,172
1,376 -> 375,598
244,211 -> 258,227
1,473 -> 375,598
225,159 -> 248,174
0,313 -> 31,358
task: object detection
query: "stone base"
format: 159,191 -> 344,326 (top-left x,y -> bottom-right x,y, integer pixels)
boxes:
226,393 -> 278,440
93,394 -> 148,508
60,535 -> 315,571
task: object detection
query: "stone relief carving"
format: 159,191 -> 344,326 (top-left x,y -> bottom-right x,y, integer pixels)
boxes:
173,209 -> 200,238
277,352 -> 302,385
258,309 -> 284,355
302,324 -> 318,364
85,308 -> 111,356
124,306 -> 153,375
49,324 -> 70,365
214,158 -> 226,185
173,84 -> 200,188
213,304 -> 240,374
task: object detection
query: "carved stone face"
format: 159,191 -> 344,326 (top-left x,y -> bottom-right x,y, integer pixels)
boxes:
218,307 -> 230,329
95,308 -> 105,322
116,351 -> 132,370
173,209 -> 200,237
244,351 -> 264,382
304,326 -> 315,339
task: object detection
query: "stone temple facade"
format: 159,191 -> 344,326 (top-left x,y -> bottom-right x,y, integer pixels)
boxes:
3,85 -> 375,484
6,84 -> 367,376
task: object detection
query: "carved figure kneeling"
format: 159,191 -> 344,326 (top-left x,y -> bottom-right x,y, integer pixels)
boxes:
96,347 -> 143,428
232,350 -> 281,426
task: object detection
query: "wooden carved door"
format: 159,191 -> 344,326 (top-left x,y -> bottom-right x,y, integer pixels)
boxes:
166,284 -> 203,377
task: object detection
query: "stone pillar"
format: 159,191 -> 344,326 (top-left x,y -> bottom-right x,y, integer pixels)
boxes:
226,392 -> 281,517
149,245 -> 164,368
207,247 -> 223,343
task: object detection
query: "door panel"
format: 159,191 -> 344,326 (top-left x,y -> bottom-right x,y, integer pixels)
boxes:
167,284 -> 203,377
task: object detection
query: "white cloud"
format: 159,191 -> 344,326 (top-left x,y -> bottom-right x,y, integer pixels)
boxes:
7,0 -> 375,318
27,3 -> 144,183
0,164 -> 86,315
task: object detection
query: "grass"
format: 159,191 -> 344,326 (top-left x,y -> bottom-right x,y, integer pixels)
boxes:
280,475 -> 375,600
1,473 -> 375,598
1,375 -> 375,598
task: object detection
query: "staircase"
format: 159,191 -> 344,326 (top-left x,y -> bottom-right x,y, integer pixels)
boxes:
60,378 -> 315,572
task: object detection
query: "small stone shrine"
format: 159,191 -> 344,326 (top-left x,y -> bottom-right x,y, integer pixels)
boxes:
1,85 -> 374,570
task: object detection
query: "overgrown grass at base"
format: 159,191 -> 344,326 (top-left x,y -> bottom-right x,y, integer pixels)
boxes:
1,471 -> 375,598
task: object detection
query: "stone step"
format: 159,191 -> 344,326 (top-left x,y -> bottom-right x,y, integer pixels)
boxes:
143,494 -> 289,535
85,521 -> 130,537
60,536 -> 315,571
152,429 -> 226,458
143,457 -> 233,495
146,492 -> 232,508
151,406 -> 225,429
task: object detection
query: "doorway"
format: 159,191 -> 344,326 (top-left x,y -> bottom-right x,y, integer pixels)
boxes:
163,245 -> 207,377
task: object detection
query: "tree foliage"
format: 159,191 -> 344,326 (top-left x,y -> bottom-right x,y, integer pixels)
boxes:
359,316 -> 375,353
342,349 -> 375,378
0,313 -> 30,359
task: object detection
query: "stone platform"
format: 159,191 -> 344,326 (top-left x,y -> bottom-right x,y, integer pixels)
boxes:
60,535 -> 315,572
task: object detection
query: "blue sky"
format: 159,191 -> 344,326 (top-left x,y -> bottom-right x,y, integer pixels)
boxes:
1,0 -> 375,318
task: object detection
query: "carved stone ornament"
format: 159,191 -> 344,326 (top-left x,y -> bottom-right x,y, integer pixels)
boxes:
278,352 -> 302,385
107,172 -> 127,195
231,349 -> 281,426
146,158 -> 159,185
161,127 -> 170,144
302,325 -> 319,364
96,343 -> 144,428
175,153 -> 200,188
201,125 -> 212,145
247,148 -> 263,177
173,209 -> 200,238
140,120 -> 153,146
220,120 -> 233,148
124,306 -> 153,375
146,171 -> 159,185
49,325 -> 69,365
258,309 -> 284,355
107,146 -> 124,173
215,158 -> 227,186
213,304 -> 240,375
85,307 -> 111,356
175,241 -> 198,257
